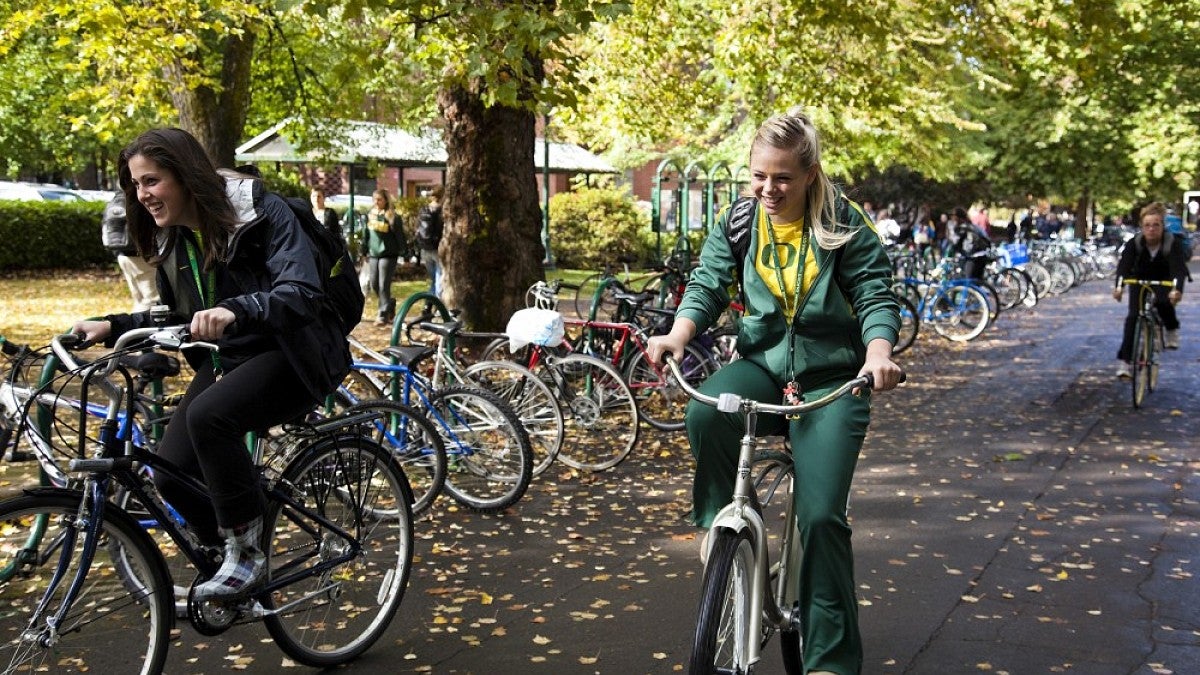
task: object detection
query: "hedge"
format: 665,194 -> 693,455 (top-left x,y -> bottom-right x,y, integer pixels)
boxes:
0,200 -> 110,270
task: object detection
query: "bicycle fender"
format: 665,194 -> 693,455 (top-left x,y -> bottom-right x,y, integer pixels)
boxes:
707,501 -> 767,555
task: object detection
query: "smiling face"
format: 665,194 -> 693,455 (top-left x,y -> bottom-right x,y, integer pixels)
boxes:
127,153 -> 198,229
749,143 -> 813,223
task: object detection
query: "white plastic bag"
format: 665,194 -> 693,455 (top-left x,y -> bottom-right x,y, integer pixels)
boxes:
505,307 -> 565,351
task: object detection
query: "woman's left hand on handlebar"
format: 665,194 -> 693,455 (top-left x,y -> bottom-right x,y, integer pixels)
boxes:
190,307 -> 236,341
858,338 -> 904,392
72,319 -> 111,345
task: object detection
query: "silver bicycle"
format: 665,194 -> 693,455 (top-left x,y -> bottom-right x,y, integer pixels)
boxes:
666,356 -> 898,675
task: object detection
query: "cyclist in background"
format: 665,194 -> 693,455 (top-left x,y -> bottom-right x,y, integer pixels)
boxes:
72,128 -> 351,600
1113,201 -> 1186,378
647,109 -> 903,675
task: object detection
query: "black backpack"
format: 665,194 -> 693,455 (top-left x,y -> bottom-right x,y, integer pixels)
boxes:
415,205 -> 443,250
283,196 -> 365,335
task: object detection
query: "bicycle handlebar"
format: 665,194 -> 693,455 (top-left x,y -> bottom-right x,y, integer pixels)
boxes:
663,356 -> 904,417
52,326 -> 219,378
1121,278 -> 1176,288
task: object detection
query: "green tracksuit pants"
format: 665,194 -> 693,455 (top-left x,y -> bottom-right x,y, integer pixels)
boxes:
686,358 -> 871,675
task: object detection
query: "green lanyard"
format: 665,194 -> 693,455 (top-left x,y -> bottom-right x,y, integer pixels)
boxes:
761,209 -> 809,405
183,233 -> 222,373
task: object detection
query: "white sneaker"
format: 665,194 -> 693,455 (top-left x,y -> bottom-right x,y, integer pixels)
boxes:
1166,329 -> 1180,350
1115,361 -> 1131,379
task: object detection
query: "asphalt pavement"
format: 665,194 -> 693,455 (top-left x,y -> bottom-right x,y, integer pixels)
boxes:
8,266 -> 1197,674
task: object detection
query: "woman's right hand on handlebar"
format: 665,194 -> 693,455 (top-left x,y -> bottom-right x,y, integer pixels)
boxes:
646,318 -> 698,365
72,319 -> 112,346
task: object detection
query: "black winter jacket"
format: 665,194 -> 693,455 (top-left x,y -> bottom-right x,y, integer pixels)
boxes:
106,176 -> 351,402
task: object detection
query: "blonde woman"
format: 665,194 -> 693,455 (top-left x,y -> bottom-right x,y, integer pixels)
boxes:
647,109 -> 903,674
364,189 -> 405,325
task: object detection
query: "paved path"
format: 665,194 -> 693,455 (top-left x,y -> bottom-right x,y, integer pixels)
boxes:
7,271 -> 1196,674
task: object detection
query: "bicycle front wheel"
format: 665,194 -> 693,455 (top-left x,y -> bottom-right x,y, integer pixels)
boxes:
546,354 -> 639,471
893,296 -> 919,355
263,433 -> 415,667
689,528 -> 755,675
1147,320 -> 1161,392
1131,317 -> 1149,408
430,386 -> 533,512
0,492 -> 172,674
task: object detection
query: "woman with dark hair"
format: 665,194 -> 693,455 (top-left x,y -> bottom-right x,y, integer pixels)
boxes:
73,127 -> 351,601
647,109 -> 903,674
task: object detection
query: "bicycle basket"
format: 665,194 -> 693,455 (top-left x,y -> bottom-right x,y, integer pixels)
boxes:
999,243 -> 1029,266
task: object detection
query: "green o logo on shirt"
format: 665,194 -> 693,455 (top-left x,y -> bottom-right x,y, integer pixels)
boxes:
761,242 -> 797,268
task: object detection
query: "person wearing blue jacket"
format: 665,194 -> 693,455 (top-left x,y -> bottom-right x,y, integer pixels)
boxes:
648,110 -> 903,675
73,128 -> 351,601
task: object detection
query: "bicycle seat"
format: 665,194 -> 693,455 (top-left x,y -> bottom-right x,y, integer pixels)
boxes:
609,288 -> 658,307
416,320 -> 461,338
118,352 -> 181,379
381,344 -> 436,367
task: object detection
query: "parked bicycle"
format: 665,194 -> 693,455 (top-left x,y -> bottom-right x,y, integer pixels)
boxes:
0,326 -> 415,673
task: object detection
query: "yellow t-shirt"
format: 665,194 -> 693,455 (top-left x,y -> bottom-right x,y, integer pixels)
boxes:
754,209 -> 818,321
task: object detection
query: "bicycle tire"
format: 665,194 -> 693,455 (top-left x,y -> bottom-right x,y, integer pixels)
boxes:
345,399 -> 448,516
574,273 -> 604,319
893,296 -> 919,355
543,354 -> 639,471
930,285 -> 990,341
1022,261 -> 1052,299
0,491 -> 172,674
624,342 -> 714,432
465,360 -> 565,476
1148,320 -> 1161,392
689,528 -> 755,675
429,386 -> 534,512
1132,316 -> 1148,408
262,433 -> 415,667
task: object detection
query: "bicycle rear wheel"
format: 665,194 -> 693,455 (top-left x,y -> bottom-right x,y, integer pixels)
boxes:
346,399 -> 447,516
0,491 -> 172,674
545,354 -> 639,471
430,386 -> 533,512
689,528 -> 755,675
1131,317 -> 1148,408
465,360 -> 564,476
263,433 -> 414,667
930,285 -> 990,341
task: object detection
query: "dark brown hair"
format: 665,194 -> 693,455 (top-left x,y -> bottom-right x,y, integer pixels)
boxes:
118,128 -> 238,268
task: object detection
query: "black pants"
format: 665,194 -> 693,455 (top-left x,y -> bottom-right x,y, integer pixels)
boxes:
1117,288 -> 1180,362
154,350 -> 317,539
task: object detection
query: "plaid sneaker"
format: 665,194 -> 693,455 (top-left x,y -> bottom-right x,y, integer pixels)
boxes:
193,517 -> 266,601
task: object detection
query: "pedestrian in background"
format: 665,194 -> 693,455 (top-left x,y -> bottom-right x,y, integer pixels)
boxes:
101,192 -> 160,312
309,187 -> 342,243
415,185 -> 445,298
364,188 -> 404,326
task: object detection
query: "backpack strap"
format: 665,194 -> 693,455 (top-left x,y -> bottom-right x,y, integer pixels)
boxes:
721,193 -> 858,304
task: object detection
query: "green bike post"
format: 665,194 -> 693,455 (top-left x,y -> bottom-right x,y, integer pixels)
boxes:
652,159 -> 684,262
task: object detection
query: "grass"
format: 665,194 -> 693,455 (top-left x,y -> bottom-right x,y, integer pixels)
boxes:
0,266 -> 603,348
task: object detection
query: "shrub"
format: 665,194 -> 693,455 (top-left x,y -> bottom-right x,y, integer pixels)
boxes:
0,200 -> 109,270
548,188 -> 646,269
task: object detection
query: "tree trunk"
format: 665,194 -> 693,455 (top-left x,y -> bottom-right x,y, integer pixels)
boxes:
437,81 -> 546,331
163,31 -> 256,168
1074,188 -> 1090,240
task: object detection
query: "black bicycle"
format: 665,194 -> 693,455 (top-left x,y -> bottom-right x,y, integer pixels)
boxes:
0,326 -> 416,673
